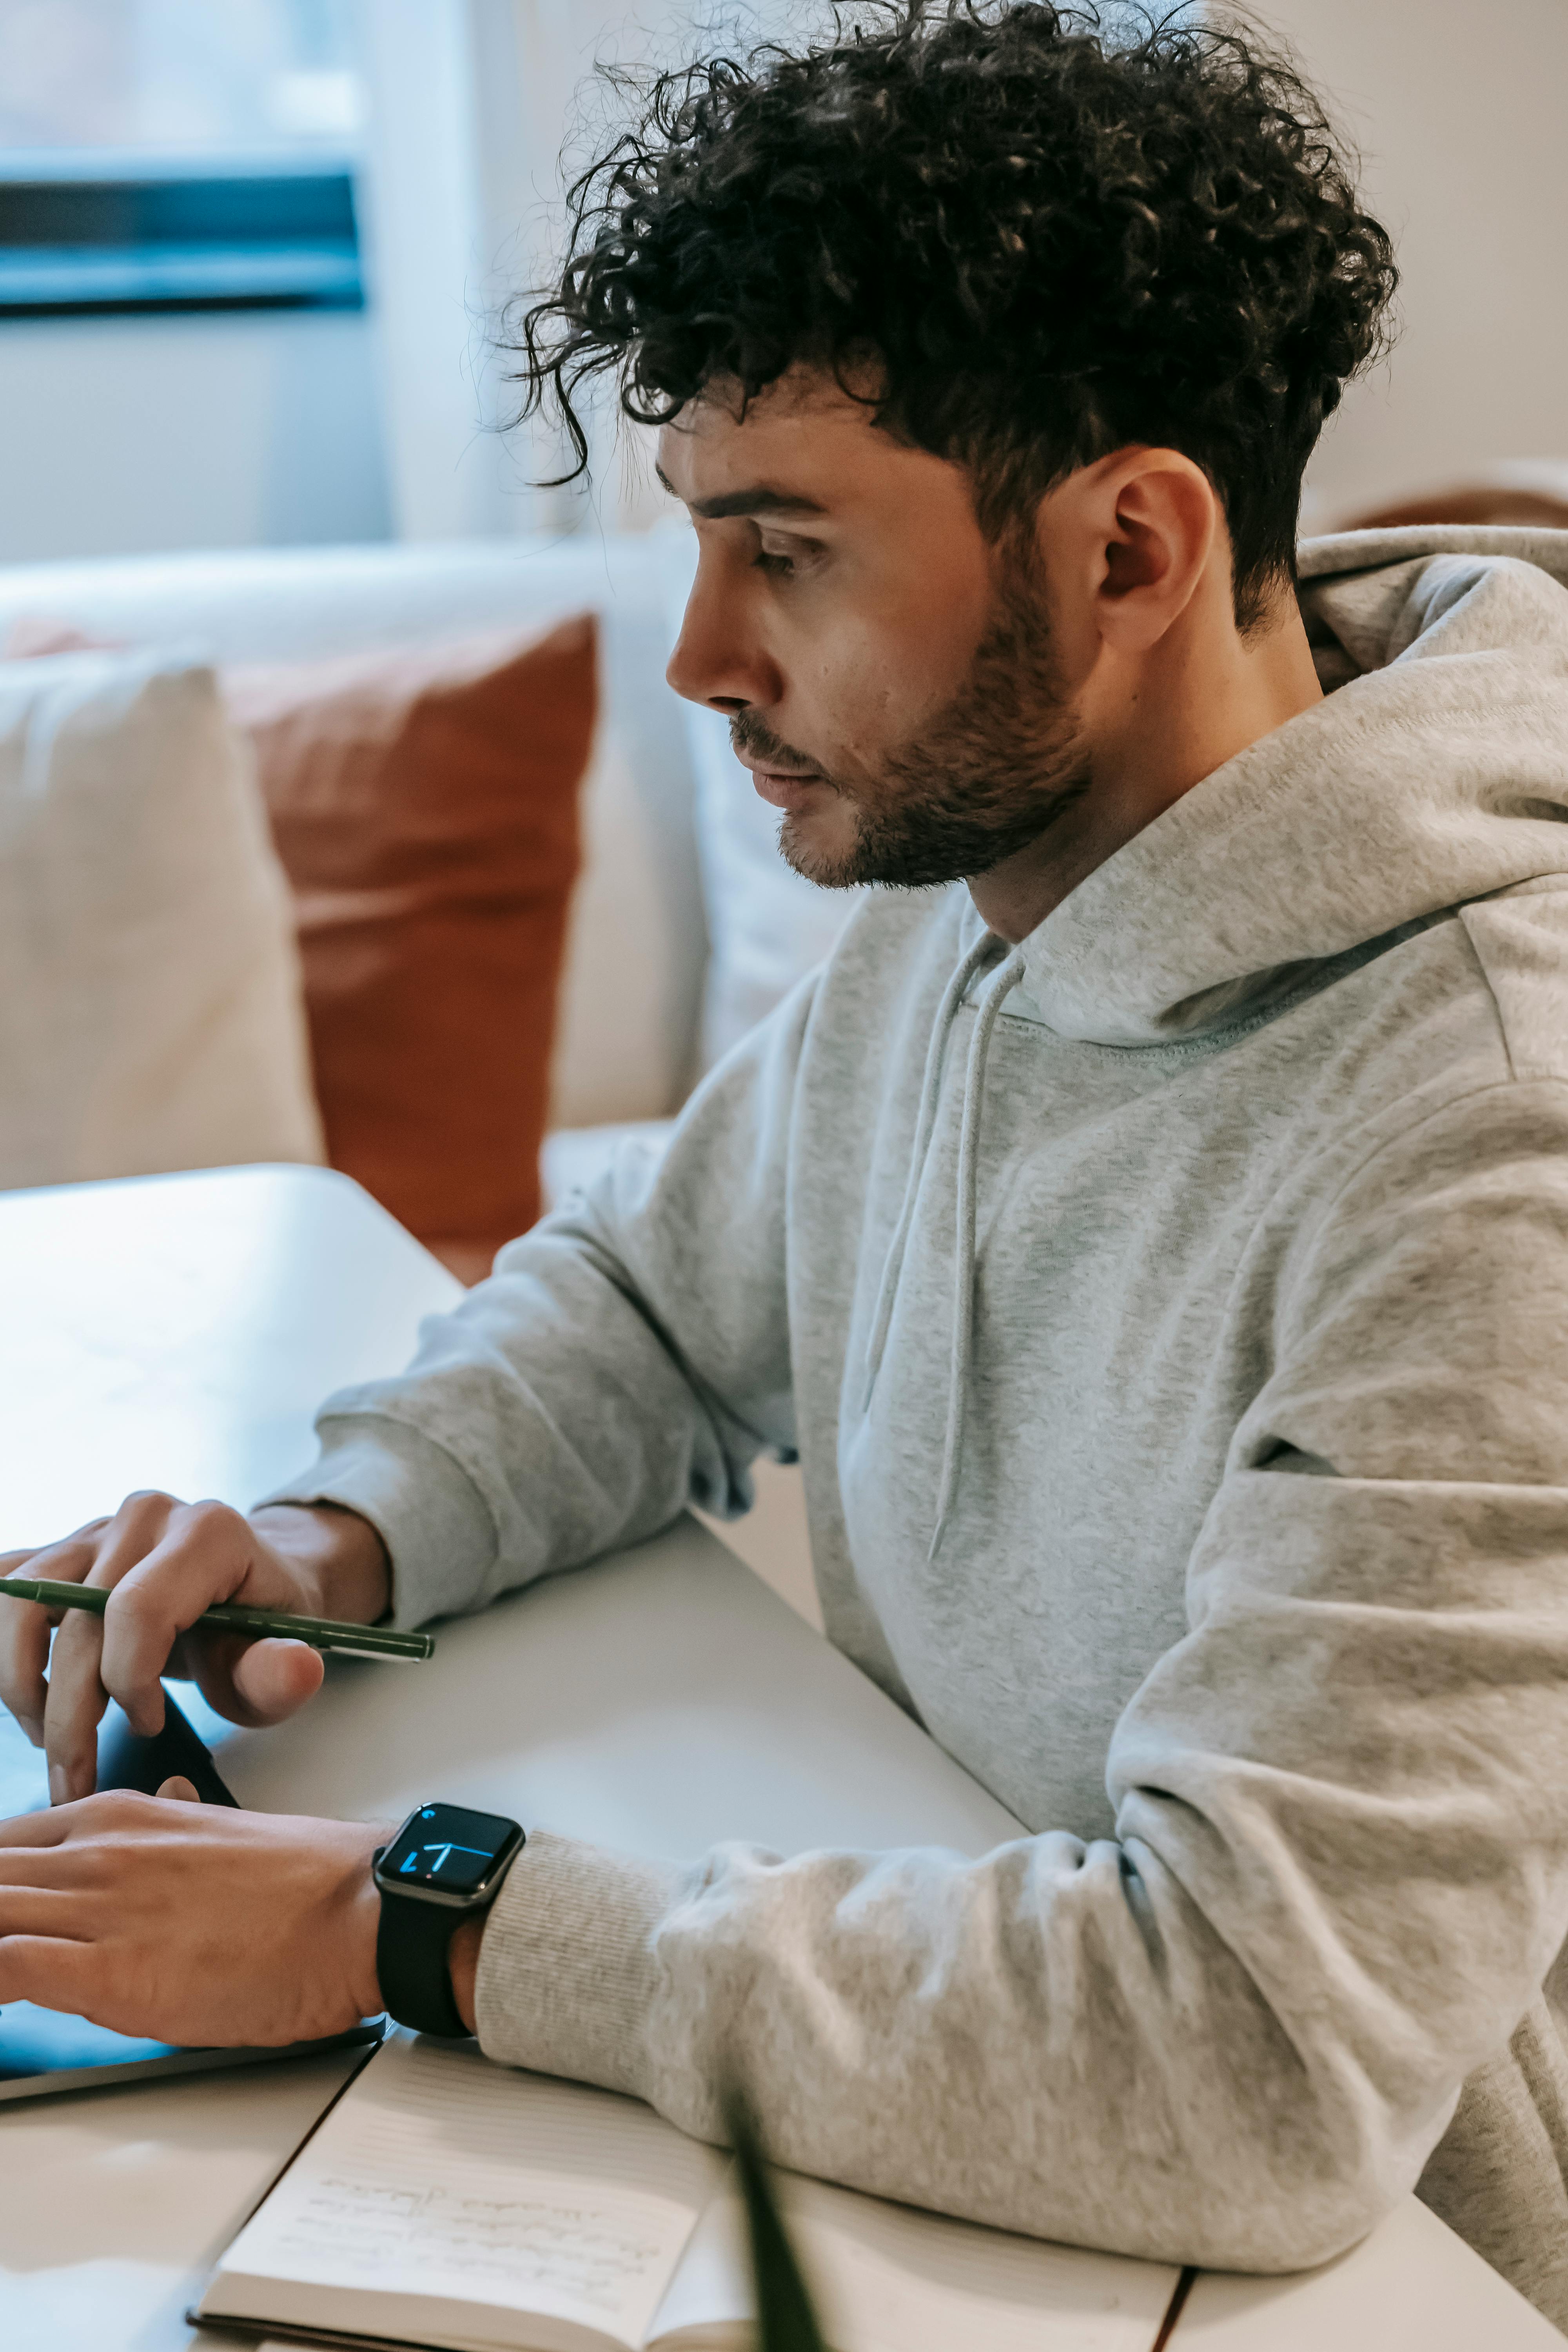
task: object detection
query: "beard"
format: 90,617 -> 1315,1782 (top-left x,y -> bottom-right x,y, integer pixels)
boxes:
730,548 -> 1090,891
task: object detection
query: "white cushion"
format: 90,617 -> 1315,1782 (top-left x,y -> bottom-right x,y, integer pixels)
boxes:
656,522 -> 862,1065
0,649 -> 323,1188
546,735 -> 698,1130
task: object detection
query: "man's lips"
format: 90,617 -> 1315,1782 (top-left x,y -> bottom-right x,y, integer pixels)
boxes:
734,751 -> 827,811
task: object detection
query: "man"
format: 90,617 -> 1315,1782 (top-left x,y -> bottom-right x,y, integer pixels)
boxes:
5,0 -> 1568,2327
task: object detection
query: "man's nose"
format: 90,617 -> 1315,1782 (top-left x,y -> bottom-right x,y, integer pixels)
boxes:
666,568 -> 782,713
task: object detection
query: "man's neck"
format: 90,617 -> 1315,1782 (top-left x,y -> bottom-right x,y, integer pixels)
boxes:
969,595 -> 1325,944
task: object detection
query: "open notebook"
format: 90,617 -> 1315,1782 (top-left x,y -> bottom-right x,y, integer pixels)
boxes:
193,2032 -> 1181,2352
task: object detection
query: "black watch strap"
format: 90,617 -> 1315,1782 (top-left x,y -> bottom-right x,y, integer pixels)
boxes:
374,1849 -> 469,2038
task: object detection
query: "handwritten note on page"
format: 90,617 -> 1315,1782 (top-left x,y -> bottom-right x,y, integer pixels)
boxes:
206,2031 -> 727,2352
203,2031 -> 1181,2352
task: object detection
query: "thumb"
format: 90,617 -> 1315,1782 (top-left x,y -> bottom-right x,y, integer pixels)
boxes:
231,1634 -> 327,1722
191,1632 -> 326,1728
157,1775 -> 201,1802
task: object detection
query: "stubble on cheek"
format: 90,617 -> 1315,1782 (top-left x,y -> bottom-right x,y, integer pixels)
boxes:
781,558 -> 1089,893
776,779 -> 866,887
771,692 -> 943,889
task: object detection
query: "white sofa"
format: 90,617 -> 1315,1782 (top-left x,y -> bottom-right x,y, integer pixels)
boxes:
0,532 -> 818,1615
0,536 -> 704,1145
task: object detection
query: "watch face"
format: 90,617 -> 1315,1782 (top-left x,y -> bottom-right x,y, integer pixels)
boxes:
380,1804 -> 522,1898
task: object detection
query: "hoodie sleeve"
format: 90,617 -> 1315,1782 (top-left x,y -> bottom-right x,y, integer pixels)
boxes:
263,976 -> 816,1630
470,1074 -> 1568,2286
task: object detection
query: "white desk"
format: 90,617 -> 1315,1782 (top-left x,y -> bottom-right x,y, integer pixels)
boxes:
0,1165 -> 1557,2351
0,1166 -> 465,2352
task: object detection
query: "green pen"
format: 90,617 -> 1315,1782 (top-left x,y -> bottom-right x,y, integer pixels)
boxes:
0,1576 -> 434,1662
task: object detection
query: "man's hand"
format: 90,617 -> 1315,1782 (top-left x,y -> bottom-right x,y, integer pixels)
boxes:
0,1785 -> 387,2047
0,1493 -> 391,1804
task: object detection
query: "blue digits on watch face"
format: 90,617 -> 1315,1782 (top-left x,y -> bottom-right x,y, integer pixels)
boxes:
383,1804 -> 519,1896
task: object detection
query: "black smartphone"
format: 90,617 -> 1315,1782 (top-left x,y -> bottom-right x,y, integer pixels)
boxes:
96,1682 -> 238,1806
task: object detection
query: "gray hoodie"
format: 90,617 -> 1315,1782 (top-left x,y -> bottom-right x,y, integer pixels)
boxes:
275,527 -> 1568,2330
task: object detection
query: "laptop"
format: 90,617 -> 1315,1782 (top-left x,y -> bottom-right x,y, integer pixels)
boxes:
0,1684 -> 383,2101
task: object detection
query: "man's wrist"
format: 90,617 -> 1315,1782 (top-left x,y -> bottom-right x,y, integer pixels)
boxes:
348,1823 -> 392,2020
448,1915 -> 484,2034
249,1502 -> 392,1626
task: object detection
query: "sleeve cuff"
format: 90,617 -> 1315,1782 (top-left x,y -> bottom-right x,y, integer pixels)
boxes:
473,1829 -> 680,2100
257,1416 -> 499,1629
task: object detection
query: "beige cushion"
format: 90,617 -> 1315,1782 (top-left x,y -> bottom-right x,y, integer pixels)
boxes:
0,649 -> 322,1188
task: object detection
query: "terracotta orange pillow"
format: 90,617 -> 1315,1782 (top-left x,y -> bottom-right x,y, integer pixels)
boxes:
224,617 -> 595,1282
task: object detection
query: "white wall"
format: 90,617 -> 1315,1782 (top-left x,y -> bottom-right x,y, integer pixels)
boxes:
0,308 -> 392,564
348,0 -> 803,543
399,0 -> 1568,541
16,4 -> 1548,566
1247,0 -> 1568,526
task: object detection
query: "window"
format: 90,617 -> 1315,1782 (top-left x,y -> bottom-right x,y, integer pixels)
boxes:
0,0 -> 367,315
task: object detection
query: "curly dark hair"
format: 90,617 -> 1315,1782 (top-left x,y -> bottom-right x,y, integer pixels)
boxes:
515,2 -> 1397,628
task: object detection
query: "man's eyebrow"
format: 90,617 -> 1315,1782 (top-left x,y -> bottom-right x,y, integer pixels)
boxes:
654,463 -> 826,521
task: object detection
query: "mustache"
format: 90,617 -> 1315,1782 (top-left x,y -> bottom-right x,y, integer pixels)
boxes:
728,709 -> 823,777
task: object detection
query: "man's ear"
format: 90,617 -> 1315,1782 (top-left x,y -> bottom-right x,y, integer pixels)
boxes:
1041,448 -> 1221,656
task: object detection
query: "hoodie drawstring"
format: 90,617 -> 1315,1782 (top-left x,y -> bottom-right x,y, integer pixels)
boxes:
857,931 -> 1004,1410
856,931 -> 1025,1557
929,945 -> 1026,1559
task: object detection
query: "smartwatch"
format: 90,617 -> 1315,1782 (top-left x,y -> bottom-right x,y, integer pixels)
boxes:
373,1802 -> 526,2038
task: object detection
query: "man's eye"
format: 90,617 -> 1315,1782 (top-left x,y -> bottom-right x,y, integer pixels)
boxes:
751,548 -> 796,577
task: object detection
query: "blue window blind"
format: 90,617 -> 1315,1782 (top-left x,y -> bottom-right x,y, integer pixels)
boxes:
0,156 -> 362,315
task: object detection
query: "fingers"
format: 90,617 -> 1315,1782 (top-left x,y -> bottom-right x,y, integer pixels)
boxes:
0,1885 -> 83,1932
0,1526 -> 105,1746
41,1612 -> 113,1805
0,1800 -> 73,1847
0,1789 -> 163,1844
0,1935 -> 93,2014
97,1499 -> 264,1734
4,1492 -> 333,1806
94,1497 -> 231,1733
0,1522 -> 108,1577
38,1494 -> 192,1803
157,1776 -> 201,1802
0,1575 -> 52,1746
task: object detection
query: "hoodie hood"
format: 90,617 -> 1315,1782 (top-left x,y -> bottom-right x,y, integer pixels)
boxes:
1012,525 -> 1568,1045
